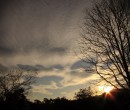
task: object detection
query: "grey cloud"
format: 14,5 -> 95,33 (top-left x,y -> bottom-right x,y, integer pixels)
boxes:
17,64 -> 64,71
17,64 -> 41,71
35,65 -> 46,70
52,64 -> 64,70
0,63 -> 64,73
0,64 -> 8,72
0,2 -> 50,56
0,0 -> 91,58
70,69 -> 92,78
0,46 -> 16,56
36,76 -> 63,87
71,60 -> 94,70
49,47 -> 68,54
0,0 -> 86,57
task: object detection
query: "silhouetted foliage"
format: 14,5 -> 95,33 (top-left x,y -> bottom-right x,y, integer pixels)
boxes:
0,69 -> 36,102
1,87 -> 130,110
0,69 -> 37,110
74,87 -> 93,100
34,99 -> 42,104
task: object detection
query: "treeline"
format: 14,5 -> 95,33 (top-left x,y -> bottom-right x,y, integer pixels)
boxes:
0,89 -> 130,110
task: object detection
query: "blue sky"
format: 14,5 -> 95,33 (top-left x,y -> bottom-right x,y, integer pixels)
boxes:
0,0 -> 99,101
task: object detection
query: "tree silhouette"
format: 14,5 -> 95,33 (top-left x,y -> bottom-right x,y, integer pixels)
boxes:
80,0 -> 130,89
0,69 -> 36,101
74,87 -> 93,100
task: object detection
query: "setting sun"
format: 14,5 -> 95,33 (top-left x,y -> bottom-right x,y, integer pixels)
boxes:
98,86 -> 113,93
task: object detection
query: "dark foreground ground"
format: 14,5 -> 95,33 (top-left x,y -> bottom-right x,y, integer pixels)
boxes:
0,89 -> 130,110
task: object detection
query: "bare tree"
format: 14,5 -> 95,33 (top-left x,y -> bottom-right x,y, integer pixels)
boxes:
80,0 -> 130,89
0,69 -> 37,101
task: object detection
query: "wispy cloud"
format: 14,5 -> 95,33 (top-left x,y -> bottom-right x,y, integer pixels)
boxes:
32,81 -> 58,95
33,65 -> 99,94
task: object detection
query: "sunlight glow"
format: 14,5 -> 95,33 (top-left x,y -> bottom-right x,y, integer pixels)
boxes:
98,86 -> 113,93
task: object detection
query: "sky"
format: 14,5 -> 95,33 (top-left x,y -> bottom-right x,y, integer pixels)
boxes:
0,0 -> 99,101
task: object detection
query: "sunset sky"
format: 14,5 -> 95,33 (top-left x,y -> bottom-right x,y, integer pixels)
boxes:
0,0 -> 100,101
